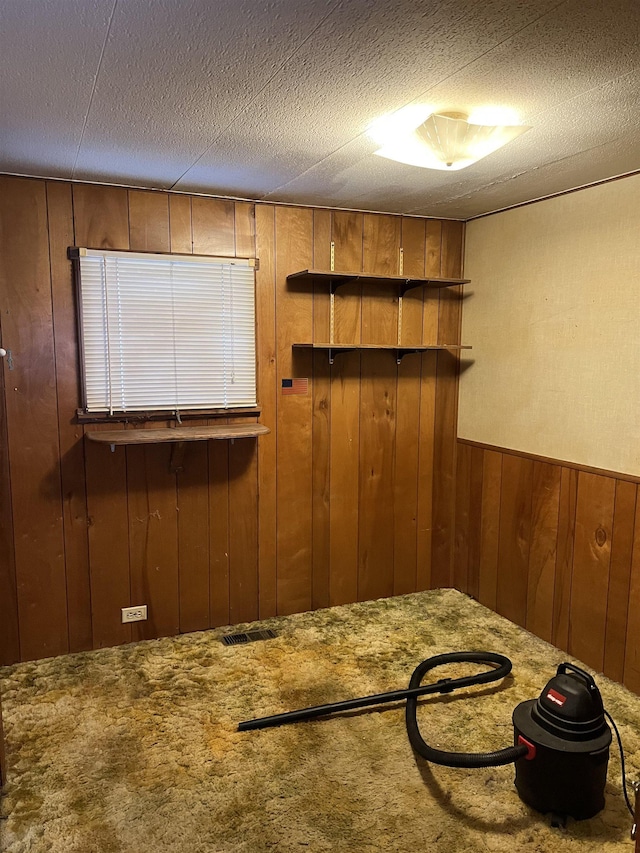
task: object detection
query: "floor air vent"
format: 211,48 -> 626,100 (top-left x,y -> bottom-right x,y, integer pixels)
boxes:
221,628 -> 277,646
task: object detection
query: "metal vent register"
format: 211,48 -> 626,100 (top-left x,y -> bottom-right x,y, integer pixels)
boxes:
221,629 -> 277,646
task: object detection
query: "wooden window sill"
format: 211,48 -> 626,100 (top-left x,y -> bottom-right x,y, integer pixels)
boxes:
76,406 -> 262,424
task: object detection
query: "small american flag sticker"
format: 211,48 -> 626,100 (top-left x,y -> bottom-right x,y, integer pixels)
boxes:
281,378 -> 308,396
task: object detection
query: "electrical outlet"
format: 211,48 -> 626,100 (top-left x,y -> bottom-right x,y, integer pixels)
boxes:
121,605 -> 148,623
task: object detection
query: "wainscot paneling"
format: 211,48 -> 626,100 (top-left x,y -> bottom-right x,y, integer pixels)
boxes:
0,176 -> 465,664
455,439 -> 640,693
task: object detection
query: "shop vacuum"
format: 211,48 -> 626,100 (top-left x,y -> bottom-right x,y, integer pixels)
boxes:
239,651 -> 635,825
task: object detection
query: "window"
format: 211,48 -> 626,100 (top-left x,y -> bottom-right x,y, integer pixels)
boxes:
72,248 -> 256,415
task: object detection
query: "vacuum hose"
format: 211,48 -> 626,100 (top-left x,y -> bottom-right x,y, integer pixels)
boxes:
239,650 -> 528,768
405,651 -> 528,767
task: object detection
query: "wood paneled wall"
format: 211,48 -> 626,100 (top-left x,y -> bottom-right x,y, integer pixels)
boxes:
0,176 -> 465,665
454,439 -> 640,693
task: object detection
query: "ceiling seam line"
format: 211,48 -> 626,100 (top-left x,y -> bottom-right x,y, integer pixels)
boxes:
167,0 -> 343,189
525,67 -> 639,122
71,0 -> 119,179
405,0 -> 571,108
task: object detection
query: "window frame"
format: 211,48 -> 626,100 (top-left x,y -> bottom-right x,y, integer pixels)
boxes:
69,247 -> 259,422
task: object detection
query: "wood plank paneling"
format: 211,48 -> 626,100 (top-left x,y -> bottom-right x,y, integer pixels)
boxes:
234,202 -> 256,258
454,441 -> 472,592
0,288 -> 19,664
274,206 -> 314,615
0,175 -> 471,669
362,214 -> 399,346
605,481 -> 637,682
453,444 -> 484,600
363,214 -> 401,278
329,211 -> 363,606
0,177 -> 68,661
570,472 -> 615,671
84,432 -> 132,648
416,220 -> 445,594
432,349 -> 459,589
329,351 -> 360,605
456,439 -> 640,696
466,446 -> 484,601
432,220 -> 463,587
553,466 -> 578,650
169,195 -> 192,253
312,210 -> 332,343
332,211 -> 363,344
255,205 -> 277,619
312,350 -> 331,609
177,438 -> 210,633
358,350 -> 396,601
478,449 -> 502,610
128,190 -> 170,252
416,352 -> 437,591
526,462 -> 561,643
209,435 -> 230,627
192,198 -> 235,256
623,503 -> 640,693
496,454 -> 533,627
399,217 -> 426,347
393,354 -> 420,595
228,435 -> 259,623
47,181 -> 92,654
358,215 -> 399,601
74,184 -> 132,650
73,184 -> 130,249
311,210 -> 332,609
127,444 -> 179,641
423,220 -> 442,345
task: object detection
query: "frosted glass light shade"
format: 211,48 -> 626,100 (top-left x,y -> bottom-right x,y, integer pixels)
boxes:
375,111 -> 530,171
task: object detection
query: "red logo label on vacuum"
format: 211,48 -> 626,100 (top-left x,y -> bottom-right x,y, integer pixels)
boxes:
546,688 -> 567,706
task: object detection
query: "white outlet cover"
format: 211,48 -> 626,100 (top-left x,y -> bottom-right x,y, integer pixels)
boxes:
121,605 -> 148,623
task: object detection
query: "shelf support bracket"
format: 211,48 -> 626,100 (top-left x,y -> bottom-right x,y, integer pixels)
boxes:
327,346 -> 354,365
396,348 -> 422,364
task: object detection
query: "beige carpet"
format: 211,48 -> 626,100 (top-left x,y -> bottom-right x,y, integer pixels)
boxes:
1,589 -> 639,852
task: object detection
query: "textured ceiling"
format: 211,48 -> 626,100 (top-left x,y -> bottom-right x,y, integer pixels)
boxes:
1,0 -> 640,219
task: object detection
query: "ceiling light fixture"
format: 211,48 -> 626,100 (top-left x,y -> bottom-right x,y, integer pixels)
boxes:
370,107 -> 530,171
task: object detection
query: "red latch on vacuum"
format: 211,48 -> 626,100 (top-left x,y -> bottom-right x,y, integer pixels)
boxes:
518,735 -> 537,760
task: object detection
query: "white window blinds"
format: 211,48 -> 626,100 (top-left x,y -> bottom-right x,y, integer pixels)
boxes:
75,249 -> 256,413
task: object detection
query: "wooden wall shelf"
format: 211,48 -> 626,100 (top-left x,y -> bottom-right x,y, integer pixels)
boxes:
287,269 -> 470,295
287,268 -> 471,357
86,423 -> 270,447
293,343 -> 472,364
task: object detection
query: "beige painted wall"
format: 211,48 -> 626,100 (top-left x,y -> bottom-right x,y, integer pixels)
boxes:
459,174 -> 640,476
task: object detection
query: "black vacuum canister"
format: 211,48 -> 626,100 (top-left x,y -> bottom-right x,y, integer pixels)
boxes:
512,662 -> 611,820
